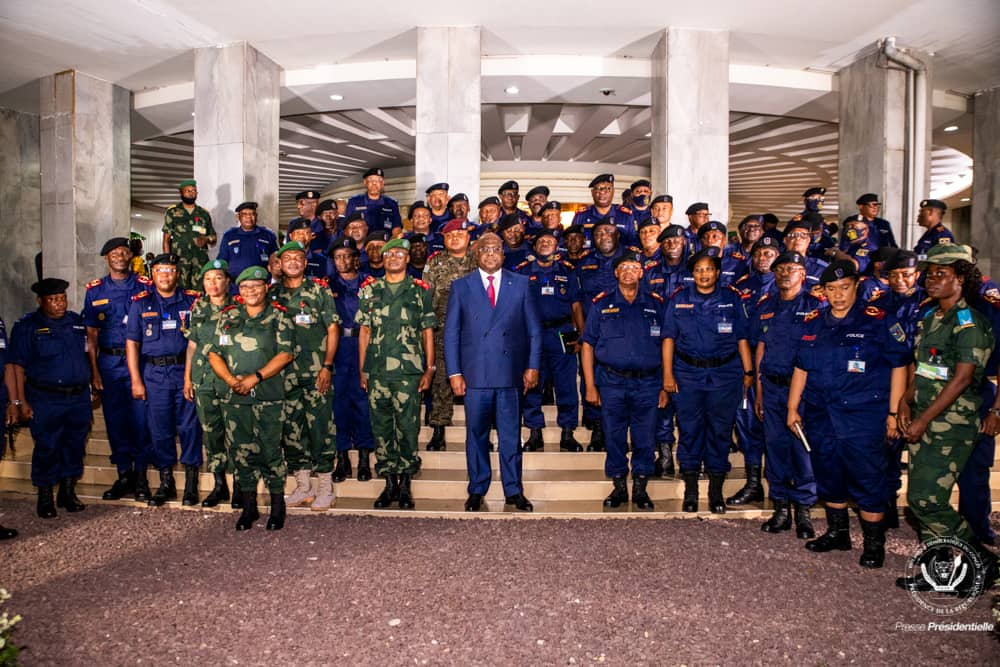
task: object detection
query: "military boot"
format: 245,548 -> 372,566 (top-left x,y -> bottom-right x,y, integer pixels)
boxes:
882,495 -> 900,530
230,485 -> 244,510
523,428 -> 544,452
708,473 -> 727,514
148,468 -> 177,507
56,478 -> 86,512
793,503 -> 816,539
603,475 -> 628,508
426,426 -> 446,451
356,449 -> 373,482
235,489 -> 259,531
286,469 -> 315,507
134,467 -> 151,503
201,471 -> 230,508
332,452 -> 352,483
632,475 -> 654,510
0,525 -> 17,540
805,506 -> 852,552
311,473 -> 336,511
398,474 -> 415,510
761,500 -> 792,533
559,427 -> 583,452
374,474 -> 400,509
587,422 -> 605,452
653,442 -> 675,478
36,485 -> 57,519
182,465 -> 200,506
266,492 -> 286,531
682,472 -> 700,513
858,518 -> 886,568
726,465 -> 764,505
102,469 -> 136,500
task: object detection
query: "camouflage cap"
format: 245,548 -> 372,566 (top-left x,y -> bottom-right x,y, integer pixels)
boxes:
236,265 -> 269,284
921,242 -> 972,267
198,258 -> 229,280
381,237 -> 410,255
276,240 -> 306,257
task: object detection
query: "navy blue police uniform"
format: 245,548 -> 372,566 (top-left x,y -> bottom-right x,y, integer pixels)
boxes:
216,224 -> 278,280
345,194 -> 402,234
329,263 -> 376,459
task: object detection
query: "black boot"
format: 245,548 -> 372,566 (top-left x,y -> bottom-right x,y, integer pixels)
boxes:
332,452 -> 352,483
374,474 -> 400,509
632,475 -> 654,510
708,473 -> 726,514
858,518 -> 885,568
793,503 -> 816,539
882,496 -> 900,529
398,474 -> 415,509
134,468 -> 151,502
603,475 -> 628,508
102,469 -> 136,500
559,427 -> 583,452
523,428 -> 544,452
761,500 -> 792,533
266,492 -> 286,530
587,422 -> 605,452
148,468 -> 177,507
426,426 -> 446,451
201,471 -> 230,507
235,489 -> 259,530
230,485 -> 244,510
56,478 -> 86,512
682,471 -> 699,513
356,449 -> 373,482
182,465 -> 200,506
0,525 -> 17,540
653,442 -> 675,478
805,506 -> 852,552
726,465 -> 764,505
36,485 -> 57,519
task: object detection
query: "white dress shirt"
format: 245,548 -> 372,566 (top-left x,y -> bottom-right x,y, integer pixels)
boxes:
479,268 -> 502,303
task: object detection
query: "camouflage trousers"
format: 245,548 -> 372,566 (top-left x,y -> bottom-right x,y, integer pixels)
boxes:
195,387 -> 229,473
428,330 -> 454,426
368,373 -> 421,476
282,385 -> 337,474
178,254 -> 207,292
906,417 -> 977,544
222,400 -> 286,493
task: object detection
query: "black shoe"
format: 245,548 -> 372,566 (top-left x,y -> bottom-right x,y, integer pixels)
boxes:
426,426 -> 446,451
235,490 -> 259,531
36,486 -> 57,519
230,486 -> 244,510
858,518 -> 885,568
586,423 -> 605,452
266,493 -> 286,530
356,449 -> 373,482
603,475 -> 629,508
374,475 -> 400,509
505,493 -> 533,512
148,468 -> 177,507
882,496 -> 900,530
653,442 -> 675,478
707,473 -> 726,514
465,493 -> 484,512
56,478 -> 86,512
332,453 -> 352,483
0,525 -> 17,540
201,471 -> 230,507
398,474 -> 415,509
681,472 -> 699,513
726,465 -> 764,505
523,428 -> 544,452
182,465 -> 200,506
805,507 -> 852,552
761,501 -> 792,533
559,427 -> 583,452
793,503 -> 816,539
102,470 -> 136,500
632,475 -> 654,510
134,469 -> 151,502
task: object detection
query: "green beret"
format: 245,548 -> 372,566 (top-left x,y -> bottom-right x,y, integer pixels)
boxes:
276,240 -> 306,257
381,237 -> 410,255
178,179 -> 197,190
236,266 -> 269,284
198,258 -> 229,280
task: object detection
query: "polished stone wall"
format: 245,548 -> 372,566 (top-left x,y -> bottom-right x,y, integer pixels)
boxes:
0,107 -> 42,326
971,87 -> 999,276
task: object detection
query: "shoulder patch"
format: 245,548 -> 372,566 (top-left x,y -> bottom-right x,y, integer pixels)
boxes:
221,304 -> 239,313
311,277 -> 329,288
86,278 -> 102,289
360,275 -> 377,289
184,289 -> 201,297
514,260 -> 531,271
137,275 -> 152,285
918,296 -> 934,308
803,309 -> 820,322
756,292 -> 771,306
592,291 -> 609,304
864,306 -> 886,320
866,287 -> 884,302
131,291 -> 148,301
619,206 -> 632,215
271,302 -> 287,313
413,278 -> 431,291
649,292 -> 664,303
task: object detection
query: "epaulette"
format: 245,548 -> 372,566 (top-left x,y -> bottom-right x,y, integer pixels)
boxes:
803,309 -> 820,322
427,250 -> 443,261
131,290 -> 148,301
592,291 -> 609,304
620,206 -> 632,215
560,260 -> 575,270
234,294 -> 245,305
726,284 -> 743,296
734,274 -> 749,285
649,291 -> 664,303
866,287 -> 884,302
271,301 -> 288,313
221,304 -> 239,313
413,278 -> 431,291
514,259 -> 531,271
756,292 -> 771,306
864,305 -> 886,320
137,275 -> 152,285
731,251 -> 746,261
311,277 -> 329,288
86,278 -> 102,289
360,275 -> 377,289
184,289 -> 201,298
918,296 -> 934,308
626,245 -> 641,254
669,285 -> 684,299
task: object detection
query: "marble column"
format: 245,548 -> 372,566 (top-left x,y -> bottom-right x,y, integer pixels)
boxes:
0,107 -> 42,325
194,42 -> 281,241
650,28 -> 730,220
971,87 -> 1000,276
39,71 -> 131,309
837,48 -> 932,247
415,27 -> 481,207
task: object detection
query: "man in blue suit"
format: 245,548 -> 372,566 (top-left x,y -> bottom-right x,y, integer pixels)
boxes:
444,232 -> 543,512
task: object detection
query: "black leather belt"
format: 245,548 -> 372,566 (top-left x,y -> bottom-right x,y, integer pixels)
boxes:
341,326 -> 358,338
542,316 -> 571,329
675,350 -> 737,369
598,363 -> 659,379
27,378 -> 89,395
763,373 -> 792,387
145,355 -> 184,367
100,346 -> 126,356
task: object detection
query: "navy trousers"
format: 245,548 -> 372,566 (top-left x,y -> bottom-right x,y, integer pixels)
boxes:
464,387 -> 523,497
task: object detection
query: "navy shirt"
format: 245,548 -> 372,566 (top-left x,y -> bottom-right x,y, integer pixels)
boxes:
582,288 -> 665,372
642,259 -> 689,300
518,258 -> 581,327
345,194 -> 402,233
502,243 -> 533,271
330,271 -> 369,334
576,247 -> 626,316
664,283 -> 749,386
913,224 -> 956,259
754,289 -> 827,378
125,289 -> 198,357
571,205 -> 637,246
9,311 -> 90,386
81,273 -> 152,349
217,225 -> 279,279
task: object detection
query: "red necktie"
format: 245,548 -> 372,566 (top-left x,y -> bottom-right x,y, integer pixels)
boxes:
487,275 -> 496,308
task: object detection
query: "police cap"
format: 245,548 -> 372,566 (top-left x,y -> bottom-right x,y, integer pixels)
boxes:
478,196 -> 501,209
425,182 -> 450,195
697,220 -> 727,238
447,193 -> 470,208
588,174 -> 614,188
920,198 -> 947,212
525,186 -> 550,199
316,199 -> 337,215
885,250 -> 918,272
819,259 -> 859,285
686,247 -> 723,273
802,187 -> 826,198
31,278 -> 69,297
630,179 -> 652,191
772,251 -> 807,270
497,214 -> 524,233
287,218 -> 312,234
651,194 -> 673,205
498,180 -> 519,194
151,253 -> 180,267
685,202 -> 709,215
295,190 -> 320,201
856,193 -> 880,206
235,201 -> 257,213
612,252 -> 643,271
100,237 -> 130,256
363,167 -> 384,179
657,224 -> 686,242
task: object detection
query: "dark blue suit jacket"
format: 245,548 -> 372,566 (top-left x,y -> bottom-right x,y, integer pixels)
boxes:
444,269 -> 542,389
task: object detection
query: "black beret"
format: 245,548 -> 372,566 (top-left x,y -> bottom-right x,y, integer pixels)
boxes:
612,252 -> 644,271
478,196 -> 501,209
751,236 -> 781,254
657,224 -> 686,242
346,212 -> 366,224
842,214 -> 869,227
772,251 -> 807,269
425,182 -> 449,194
409,200 -> 430,216
761,213 -> 779,225
541,201 -> 561,212
328,238 -> 358,255
651,194 -> 673,205
686,247 -> 723,273
697,220 -> 727,238
819,259 -> 859,285
532,228 -> 558,244
497,214 -> 524,233
287,218 -> 312,234
235,201 -> 257,213
447,193 -> 469,208
295,190 -> 320,201
885,250 -> 919,272
856,193 -> 880,206
151,253 -> 180,267
31,278 -> 69,297
591,217 -> 618,233
588,174 -> 614,188
498,180 -> 519,193
685,202 -> 709,215
739,215 -> 763,228
525,186 -> 550,199
365,230 -> 391,245
630,179 -> 652,191
802,187 -> 826,198
408,233 -> 428,245
920,198 -> 947,212
316,199 -> 337,215
637,218 -> 660,231
564,224 -> 586,237
100,237 -> 130,256
363,167 -> 384,179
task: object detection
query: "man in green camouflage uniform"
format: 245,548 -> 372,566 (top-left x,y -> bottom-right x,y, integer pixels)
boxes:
357,238 -> 436,509
270,241 -> 341,511
163,179 -> 217,291
208,266 -> 295,531
422,219 -> 477,450
184,258 -> 239,508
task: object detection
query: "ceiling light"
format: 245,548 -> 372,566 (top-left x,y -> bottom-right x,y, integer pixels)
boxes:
943,125 -> 958,132
961,197 -> 970,202
133,213 -> 142,217
505,86 -> 519,95
329,94 -> 344,101
191,112 -> 195,116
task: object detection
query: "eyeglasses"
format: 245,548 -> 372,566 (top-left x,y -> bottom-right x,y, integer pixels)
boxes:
153,267 -> 177,274
384,250 -> 408,258
478,246 -> 504,254
593,186 -> 614,194
774,266 -> 805,275
785,232 -> 810,240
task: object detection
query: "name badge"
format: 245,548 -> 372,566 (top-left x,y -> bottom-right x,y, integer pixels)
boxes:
232,247 -> 240,255
915,362 -> 949,381
718,321 -> 733,334
541,286 -> 555,296
219,334 -> 232,346
122,315 -> 128,325
0,340 -> 5,349
295,313 -> 313,325
260,253 -> 269,261
847,359 -> 866,373
192,225 -> 207,235
650,325 -> 661,337
162,319 -> 178,330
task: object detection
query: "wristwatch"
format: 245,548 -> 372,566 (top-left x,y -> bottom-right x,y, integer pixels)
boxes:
322,364 -> 334,372
989,408 -> 1000,417
8,399 -> 21,407
255,371 -> 265,383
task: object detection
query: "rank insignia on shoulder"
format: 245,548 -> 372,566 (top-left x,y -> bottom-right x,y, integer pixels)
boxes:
221,304 -> 239,313
592,291 -> 609,303
669,286 -> 684,299
132,291 -> 148,301
759,312 -> 774,320
360,276 -> 377,289
649,292 -> 664,302
311,277 -> 329,288
867,288 -> 883,302
413,278 -> 431,290
864,306 -> 886,320
184,290 -> 201,297
756,293 -> 770,306
856,249 -> 868,257
272,302 -> 287,312
620,206 -> 632,214
889,322 -> 906,342
138,275 -> 152,284
86,278 -> 102,289
801,334 -> 816,341
803,309 -> 820,322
